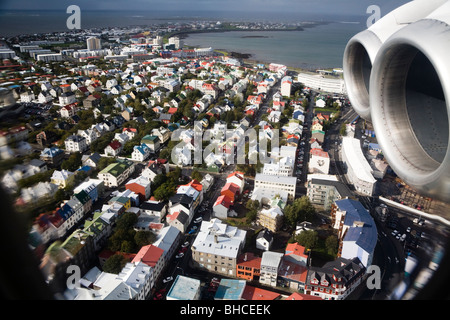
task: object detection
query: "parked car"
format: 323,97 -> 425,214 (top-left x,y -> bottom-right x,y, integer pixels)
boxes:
194,217 -> 202,224
163,276 -> 173,283
176,252 -> 184,259
182,241 -> 190,248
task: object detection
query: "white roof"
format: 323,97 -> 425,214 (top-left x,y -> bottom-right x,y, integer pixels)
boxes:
342,137 -> 376,183
261,251 -> 284,268
192,219 -> 246,258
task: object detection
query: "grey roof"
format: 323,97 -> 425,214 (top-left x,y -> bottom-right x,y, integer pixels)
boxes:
140,201 -> 166,212
310,178 -> 353,198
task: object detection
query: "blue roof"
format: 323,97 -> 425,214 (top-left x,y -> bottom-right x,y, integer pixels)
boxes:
337,199 -> 377,254
335,199 -> 373,227
214,279 -> 246,300
343,224 -> 377,254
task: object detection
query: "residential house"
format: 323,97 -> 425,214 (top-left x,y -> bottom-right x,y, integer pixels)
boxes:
50,170 -> 75,189
278,243 -> 309,291
40,147 -> 64,166
309,148 -> 330,175
131,143 -> 151,162
259,251 -> 283,287
256,229 -> 274,251
125,176 -> 151,202
236,252 -> 261,282
59,92 -> 77,105
212,195 -> 232,219
97,159 -> 135,188
141,135 -> 160,153
132,244 -> 166,284
60,104 -> 77,118
257,206 -> 283,233
305,257 -> 365,300
65,135 -> 88,153
104,140 -> 123,157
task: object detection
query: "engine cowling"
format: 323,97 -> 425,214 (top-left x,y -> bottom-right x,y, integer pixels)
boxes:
344,0 -> 450,202
343,0 -> 447,120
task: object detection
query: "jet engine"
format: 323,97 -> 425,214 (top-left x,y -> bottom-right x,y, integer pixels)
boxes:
343,0 -> 450,202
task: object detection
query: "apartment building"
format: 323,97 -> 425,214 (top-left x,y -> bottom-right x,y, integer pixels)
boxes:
254,173 -> 297,202
97,159 -> 135,188
191,219 -> 247,277
306,174 -> 353,210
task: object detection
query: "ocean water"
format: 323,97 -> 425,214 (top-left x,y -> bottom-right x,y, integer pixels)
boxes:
0,9 -> 365,70
183,22 -> 365,70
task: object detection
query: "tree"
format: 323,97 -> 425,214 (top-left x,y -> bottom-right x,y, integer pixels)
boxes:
325,235 -> 339,256
295,230 -> 319,250
61,152 -> 82,171
191,170 -> 203,182
102,254 -> 127,274
153,181 -> 176,201
283,196 -> 316,227
134,231 -> 156,247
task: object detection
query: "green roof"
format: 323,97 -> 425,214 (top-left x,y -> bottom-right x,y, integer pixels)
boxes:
99,160 -> 133,177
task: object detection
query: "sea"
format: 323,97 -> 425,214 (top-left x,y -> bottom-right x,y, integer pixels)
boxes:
0,9 -> 366,70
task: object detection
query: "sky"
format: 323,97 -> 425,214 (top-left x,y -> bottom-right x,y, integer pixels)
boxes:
0,0 -> 411,16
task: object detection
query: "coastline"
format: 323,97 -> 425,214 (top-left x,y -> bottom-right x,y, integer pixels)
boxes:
213,48 -> 315,74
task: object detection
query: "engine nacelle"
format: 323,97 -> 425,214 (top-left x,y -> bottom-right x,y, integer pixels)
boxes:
343,0 -> 447,120
344,0 -> 450,202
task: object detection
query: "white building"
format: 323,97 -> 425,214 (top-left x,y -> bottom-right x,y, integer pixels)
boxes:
340,137 -> 377,196
65,135 -> 88,153
259,251 -> 284,287
298,72 -> 346,94
280,76 -> 292,97
191,218 -> 247,277
254,174 -> 297,202
309,148 -> 330,175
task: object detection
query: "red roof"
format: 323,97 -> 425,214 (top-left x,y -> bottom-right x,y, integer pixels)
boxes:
242,285 -> 280,301
132,244 -> 164,267
227,171 -> 244,181
237,252 -> 261,268
310,148 -> 329,158
108,140 -> 122,150
285,243 -> 308,259
168,107 -> 178,114
214,195 -> 232,209
286,292 -> 323,300
221,182 -> 240,195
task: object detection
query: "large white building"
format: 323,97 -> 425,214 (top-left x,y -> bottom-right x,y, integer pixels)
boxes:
340,137 -> 377,196
191,218 -> 247,277
253,174 -> 297,202
298,72 -> 346,94
87,37 -> 101,51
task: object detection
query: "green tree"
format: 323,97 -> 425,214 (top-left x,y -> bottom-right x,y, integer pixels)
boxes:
191,170 -> 203,182
61,152 -> 82,172
325,235 -> 339,256
102,254 -> 127,274
134,231 -> 156,247
295,230 -> 319,250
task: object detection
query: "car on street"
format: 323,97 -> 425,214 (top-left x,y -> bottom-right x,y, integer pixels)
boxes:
176,252 -> 184,259
182,241 -> 190,247
163,276 -> 173,283
194,217 -> 202,223
406,227 -> 411,233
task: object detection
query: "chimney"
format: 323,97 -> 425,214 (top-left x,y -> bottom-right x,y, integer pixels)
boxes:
214,234 -> 218,243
